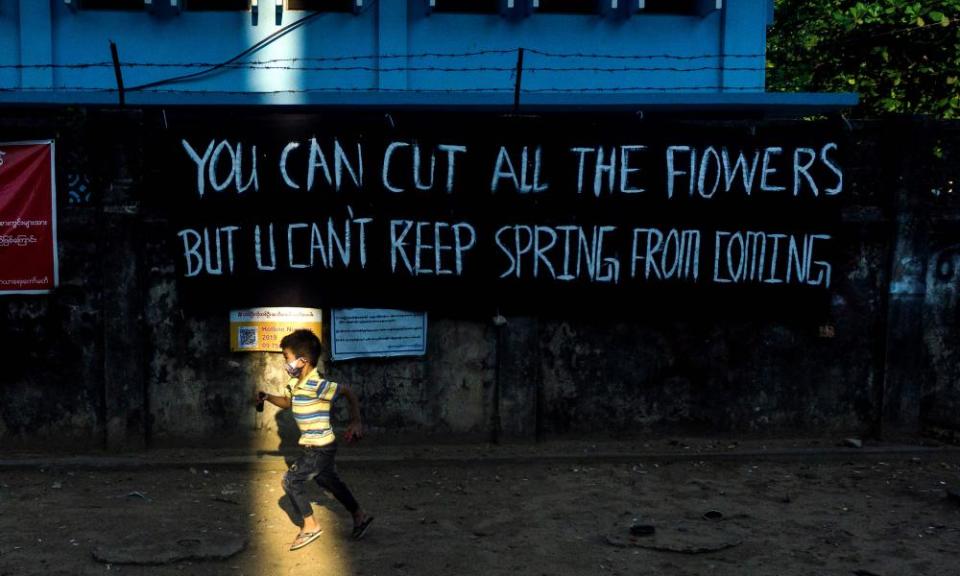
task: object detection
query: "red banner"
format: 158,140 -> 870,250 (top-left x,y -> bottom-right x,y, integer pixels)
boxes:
0,141 -> 58,294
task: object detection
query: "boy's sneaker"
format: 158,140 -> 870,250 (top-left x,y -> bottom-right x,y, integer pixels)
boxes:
351,516 -> 374,540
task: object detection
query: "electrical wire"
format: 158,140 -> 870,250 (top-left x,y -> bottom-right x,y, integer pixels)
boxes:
125,9 -> 327,91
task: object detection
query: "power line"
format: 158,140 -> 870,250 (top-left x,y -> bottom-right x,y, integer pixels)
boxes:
126,9 -> 327,91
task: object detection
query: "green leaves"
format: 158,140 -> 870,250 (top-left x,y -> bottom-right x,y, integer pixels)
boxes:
768,0 -> 960,118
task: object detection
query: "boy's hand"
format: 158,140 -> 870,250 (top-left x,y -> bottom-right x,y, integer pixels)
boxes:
253,391 -> 267,406
345,420 -> 363,443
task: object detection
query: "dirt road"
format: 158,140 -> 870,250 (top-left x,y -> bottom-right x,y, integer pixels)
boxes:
1,440 -> 959,576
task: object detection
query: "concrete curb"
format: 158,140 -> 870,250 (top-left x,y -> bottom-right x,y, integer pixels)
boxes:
2,444 -> 958,471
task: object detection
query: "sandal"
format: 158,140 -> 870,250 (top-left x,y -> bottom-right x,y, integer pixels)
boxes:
351,516 -> 374,540
289,529 -> 323,551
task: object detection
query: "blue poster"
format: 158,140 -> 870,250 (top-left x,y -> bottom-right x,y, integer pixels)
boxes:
330,308 -> 427,361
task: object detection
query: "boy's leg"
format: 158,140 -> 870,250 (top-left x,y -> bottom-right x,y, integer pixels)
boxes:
312,443 -> 361,515
282,450 -> 322,530
313,444 -> 374,539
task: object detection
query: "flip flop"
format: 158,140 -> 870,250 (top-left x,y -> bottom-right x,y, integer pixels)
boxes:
351,516 -> 374,540
289,529 -> 323,551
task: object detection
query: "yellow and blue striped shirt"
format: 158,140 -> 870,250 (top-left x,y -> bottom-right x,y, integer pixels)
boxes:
284,369 -> 339,447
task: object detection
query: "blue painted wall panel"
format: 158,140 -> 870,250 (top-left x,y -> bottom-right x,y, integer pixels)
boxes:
0,1 -> 853,108
32,1 -> 745,92
0,1 -> 21,89
720,0 -> 767,91
19,0 -> 53,88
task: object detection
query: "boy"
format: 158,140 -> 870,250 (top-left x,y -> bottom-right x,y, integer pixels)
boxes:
256,329 -> 374,551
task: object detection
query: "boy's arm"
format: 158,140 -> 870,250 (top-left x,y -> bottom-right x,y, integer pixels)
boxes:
255,389 -> 292,410
266,393 -> 292,410
339,384 -> 363,441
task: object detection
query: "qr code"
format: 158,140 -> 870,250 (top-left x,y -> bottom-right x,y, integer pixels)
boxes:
238,327 -> 258,349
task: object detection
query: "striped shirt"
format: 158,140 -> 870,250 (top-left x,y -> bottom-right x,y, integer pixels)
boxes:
284,369 -> 339,447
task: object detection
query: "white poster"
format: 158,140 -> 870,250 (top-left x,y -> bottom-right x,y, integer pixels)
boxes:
331,308 -> 427,361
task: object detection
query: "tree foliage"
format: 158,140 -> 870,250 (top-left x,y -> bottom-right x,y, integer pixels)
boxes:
767,1 -> 960,118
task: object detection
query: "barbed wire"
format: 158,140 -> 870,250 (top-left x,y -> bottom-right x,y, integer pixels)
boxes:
0,47 -> 771,96
0,85 -> 767,94
524,49 -> 764,60
0,62 -> 115,69
0,50 -> 767,71
0,87 -> 116,92
523,86 -> 767,93
0,64 -> 766,73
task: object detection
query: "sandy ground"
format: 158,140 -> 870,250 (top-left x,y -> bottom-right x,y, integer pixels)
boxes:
1,440 -> 960,576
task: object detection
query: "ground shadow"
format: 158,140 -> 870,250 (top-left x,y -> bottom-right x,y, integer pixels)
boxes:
273,408 -> 346,532
275,410 -> 301,466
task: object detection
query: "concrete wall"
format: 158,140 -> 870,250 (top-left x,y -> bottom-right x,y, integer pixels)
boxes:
0,109 -> 104,448
2,110 -> 960,451
920,124 -> 960,438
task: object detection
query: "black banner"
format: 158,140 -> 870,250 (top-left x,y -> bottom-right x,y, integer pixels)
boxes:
147,111 -> 845,319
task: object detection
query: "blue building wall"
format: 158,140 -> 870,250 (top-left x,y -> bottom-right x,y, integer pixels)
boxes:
0,0 -> 854,109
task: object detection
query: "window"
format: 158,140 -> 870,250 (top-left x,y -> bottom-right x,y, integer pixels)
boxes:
641,0 -> 695,13
532,0 -> 598,15
184,0 -> 250,10
287,0 -> 358,11
641,0 -> 720,15
75,0 -> 147,10
429,0 -> 501,14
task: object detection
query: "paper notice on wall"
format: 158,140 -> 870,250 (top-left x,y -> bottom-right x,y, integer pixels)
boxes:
229,307 -> 322,352
330,308 -> 427,361
0,141 -> 58,295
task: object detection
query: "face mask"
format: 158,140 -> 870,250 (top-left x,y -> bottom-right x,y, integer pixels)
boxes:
285,358 -> 303,378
